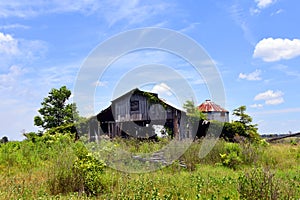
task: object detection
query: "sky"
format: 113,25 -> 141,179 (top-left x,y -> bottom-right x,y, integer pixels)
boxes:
1,0 -> 300,140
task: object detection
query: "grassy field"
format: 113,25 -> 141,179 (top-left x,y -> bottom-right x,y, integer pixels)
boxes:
0,134 -> 299,199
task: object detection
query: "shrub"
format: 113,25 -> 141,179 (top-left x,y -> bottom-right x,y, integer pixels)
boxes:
222,122 -> 245,141
220,143 -> 242,169
238,167 -> 280,200
179,139 -> 228,170
0,136 -> 8,143
47,146 -> 79,195
73,142 -> 106,196
239,139 -> 268,166
47,137 -> 106,196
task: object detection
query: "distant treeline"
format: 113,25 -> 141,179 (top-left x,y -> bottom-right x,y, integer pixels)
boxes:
261,132 -> 300,138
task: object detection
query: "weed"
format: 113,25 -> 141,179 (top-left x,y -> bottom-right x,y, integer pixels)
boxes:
238,167 -> 281,200
220,143 -> 243,169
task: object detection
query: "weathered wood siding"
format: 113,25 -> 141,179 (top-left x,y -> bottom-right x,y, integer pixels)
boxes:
113,93 -> 148,122
113,93 -> 175,122
94,89 -> 186,139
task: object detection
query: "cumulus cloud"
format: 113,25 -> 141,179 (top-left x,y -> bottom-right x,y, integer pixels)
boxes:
239,69 -> 262,81
253,38 -> 300,62
0,31 -> 47,63
251,0 -> 276,15
255,0 -> 275,9
254,90 -> 284,105
0,32 -> 19,54
254,90 -> 283,100
151,83 -> 172,96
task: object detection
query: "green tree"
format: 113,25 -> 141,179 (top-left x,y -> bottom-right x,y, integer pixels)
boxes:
233,106 -> 253,125
183,100 -> 207,138
0,136 -> 8,143
222,121 -> 246,141
183,100 -> 206,120
232,105 -> 259,141
34,86 -> 78,130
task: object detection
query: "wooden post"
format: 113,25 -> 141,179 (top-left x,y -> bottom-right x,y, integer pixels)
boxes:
108,122 -> 111,138
88,121 -> 91,141
173,110 -> 179,140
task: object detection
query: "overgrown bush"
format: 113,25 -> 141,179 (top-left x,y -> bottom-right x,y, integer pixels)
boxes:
1,133 -> 299,199
73,142 -> 106,196
238,167 -> 281,200
180,139 -> 225,170
220,143 -> 243,169
46,135 -> 106,196
239,139 -> 267,165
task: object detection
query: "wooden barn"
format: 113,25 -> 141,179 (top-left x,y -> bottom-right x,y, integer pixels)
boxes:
88,89 -> 187,141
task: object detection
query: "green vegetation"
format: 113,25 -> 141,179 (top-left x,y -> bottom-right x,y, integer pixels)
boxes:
183,100 -> 206,120
34,86 -> 78,130
183,101 -> 260,142
0,136 -> 8,144
0,86 -> 298,199
0,134 -> 299,199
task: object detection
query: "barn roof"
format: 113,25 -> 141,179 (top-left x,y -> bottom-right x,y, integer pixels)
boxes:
198,100 -> 228,112
111,88 -> 158,102
110,88 -> 185,112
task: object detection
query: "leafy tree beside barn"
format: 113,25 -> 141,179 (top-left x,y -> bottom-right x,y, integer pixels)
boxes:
34,86 -> 78,130
32,86 -> 83,139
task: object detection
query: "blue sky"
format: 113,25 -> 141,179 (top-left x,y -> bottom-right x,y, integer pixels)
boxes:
1,0 -> 300,140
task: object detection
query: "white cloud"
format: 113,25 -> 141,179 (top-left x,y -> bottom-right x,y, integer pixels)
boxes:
265,98 -> 284,105
255,0 -> 275,9
192,79 -> 206,85
273,64 -> 300,79
254,90 -> 283,100
230,3 -> 255,44
102,0 -> 170,26
37,61 -> 79,88
0,0 -> 171,27
251,0 -> 277,16
94,80 -> 108,87
250,103 -> 263,108
250,8 -> 261,15
151,83 -> 172,96
0,32 -> 18,54
239,69 -> 262,81
254,90 -> 284,105
0,0 -> 100,18
0,24 -> 30,30
0,60 -> 81,140
0,31 -> 47,64
271,9 -> 283,16
179,22 -> 201,33
253,38 -> 300,62
0,65 -> 25,92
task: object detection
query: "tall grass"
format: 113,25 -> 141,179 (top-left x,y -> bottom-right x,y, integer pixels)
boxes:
0,134 -> 299,199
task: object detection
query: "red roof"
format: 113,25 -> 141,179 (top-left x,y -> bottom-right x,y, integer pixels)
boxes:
198,100 -> 228,112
